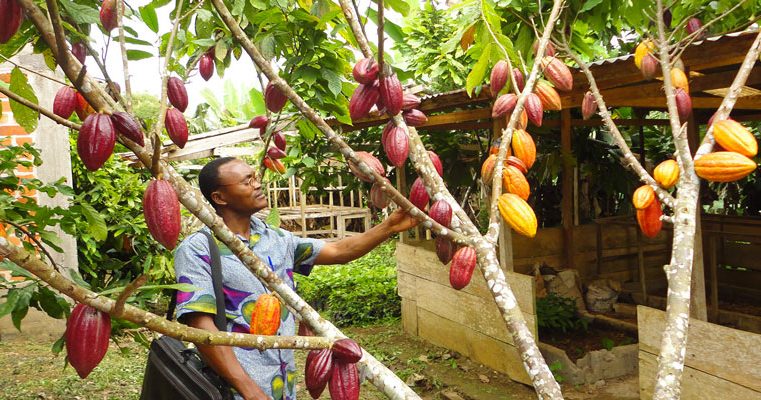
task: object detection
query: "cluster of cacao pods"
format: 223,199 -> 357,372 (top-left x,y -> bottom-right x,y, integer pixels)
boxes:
694,118 -> 758,182
143,178 -> 181,249
305,338 -> 362,399
0,0 -> 23,44
634,40 -> 658,80
249,293 -> 281,335
348,151 -> 391,209
350,57 -> 413,121
250,116 -> 287,174
163,76 -> 189,148
66,303 -> 112,379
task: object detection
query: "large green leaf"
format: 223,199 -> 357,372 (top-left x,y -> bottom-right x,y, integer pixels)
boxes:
265,205 -> 281,228
139,5 -> 159,33
58,0 -> 100,25
367,8 -> 405,43
80,202 -> 108,242
9,68 -> 39,134
127,49 -> 154,60
465,43 -> 491,96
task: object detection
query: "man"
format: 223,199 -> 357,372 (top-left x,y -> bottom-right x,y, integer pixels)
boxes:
173,157 -> 419,400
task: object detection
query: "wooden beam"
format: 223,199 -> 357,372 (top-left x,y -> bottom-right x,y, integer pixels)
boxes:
692,213 -> 708,321
561,109 -> 575,270
605,95 -> 761,110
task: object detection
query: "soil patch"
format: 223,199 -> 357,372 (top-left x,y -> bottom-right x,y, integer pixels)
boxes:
540,325 -> 637,362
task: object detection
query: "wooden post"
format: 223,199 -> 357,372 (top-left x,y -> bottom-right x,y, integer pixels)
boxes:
691,213 -> 708,321
561,109 -> 575,270
708,233 -> 719,321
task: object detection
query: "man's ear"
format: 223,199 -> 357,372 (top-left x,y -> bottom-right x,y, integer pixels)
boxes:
211,190 -> 228,207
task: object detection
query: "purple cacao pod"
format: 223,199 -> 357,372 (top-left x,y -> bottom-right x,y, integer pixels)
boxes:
0,0 -> 23,44
306,349 -> 333,399
525,93 -> 543,127
267,146 -> 286,160
53,86 -> 77,119
265,82 -> 288,113
71,41 -> 87,64
273,131 -> 287,151
409,177 -> 429,210
144,179 -> 181,250
383,125 -> 409,167
332,338 -> 362,364
165,108 -> 188,149
379,73 -> 403,116
78,113 -> 116,171
435,236 -> 456,265
490,60 -> 509,97
167,77 -> 189,112
66,303 -> 111,379
428,150 -> 443,177
352,58 -> 379,84
349,83 -> 380,121
403,109 -> 428,127
249,115 -> 268,129
429,200 -> 452,228
199,51 -> 215,81
402,93 -> 421,111
110,111 -> 144,146
329,361 -> 360,400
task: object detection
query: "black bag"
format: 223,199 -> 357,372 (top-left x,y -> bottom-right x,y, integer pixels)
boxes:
140,230 -> 234,400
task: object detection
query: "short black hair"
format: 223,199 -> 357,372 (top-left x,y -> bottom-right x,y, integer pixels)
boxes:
198,157 -> 237,208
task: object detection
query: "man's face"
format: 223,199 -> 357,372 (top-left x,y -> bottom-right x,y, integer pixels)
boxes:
212,159 -> 268,213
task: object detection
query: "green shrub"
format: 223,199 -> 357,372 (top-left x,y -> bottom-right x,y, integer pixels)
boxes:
294,241 -> 400,326
536,293 -> 589,332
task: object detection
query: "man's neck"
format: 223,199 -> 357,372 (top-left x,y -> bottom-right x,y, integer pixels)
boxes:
217,210 -> 253,238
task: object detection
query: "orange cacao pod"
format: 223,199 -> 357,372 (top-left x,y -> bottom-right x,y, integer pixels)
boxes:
144,179 -> 181,250
637,199 -> 662,238
382,125 -> 409,167
167,77 -> 189,112
306,349 -> 332,399
535,81 -> 562,111
671,68 -> 689,93
481,154 -> 498,184
498,193 -> 537,238
66,304 -> 111,379
694,151 -> 757,182
634,40 -> 654,69
507,156 -> 528,174
53,86 -> 77,120
654,159 -> 679,189
525,93 -> 543,127
502,165 -> 530,200
541,57 -> 573,92
379,73 -> 403,115
75,91 -> 95,120
348,151 -> 385,183
515,109 -> 528,130
511,129 -> 536,169
712,119 -> 758,158
349,82 -> 380,121
640,54 -> 658,80
513,68 -> 525,92
409,177 -> 429,210
78,113 -> 116,171
428,150 -> 443,177
675,88 -> 692,123
165,107 -> 188,148
632,185 -> 655,210
110,111 -> 145,147
99,0 -> 118,32
263,157 -> 286,174
265,82 -> 288,113
429,200 -> 453,228
582,91 -> 596,120
329,361 -> 360,400
250,293 -> 281,336
435,236 -> 456,265
490,60 -> 509,97
352,58 -> 378,84
449,246 -> 477,290
493,93 -> 517,118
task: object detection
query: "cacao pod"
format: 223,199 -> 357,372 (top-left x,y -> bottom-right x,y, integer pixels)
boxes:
332,338 -> 362,364
481,154 -> 498,184
379,73 -> 403,116
634,40 -> 654,69
637,199 -> 662,238
403,109 -> 428,127
348,151 -> 385,183
535,81 -> 562,111
492,94 -> 517,118
507,156 -> 528,174
402,93 -> 421,111
409,177 -> 429,210
582,91 -> 596,120
671,68 -> 689,93
349,83 -> 380,121
199,51 -> 214,81
502,165 -> 530,200
329,361 -> 360,400
110,111 -> 144,147
640,54 -> 658,81
654,159 -> 679,189
267,146 -> 287,160
274,131 -> 287,151
435,236 -> 456,265
383,124 -> 409,167
429,200 -> 453,228
265,82 -> 288,113
249,115 -> 268,129
66,304 -> 111,379
381,121 -> 394,148
513,68 -> 525,92
299,321 -> 314,337
263,157 -> 286,174
305,349 -> 333,399
511,129 -> 536,169
694,151 -> 757,182
99,0 -> 118,32
515,109 -> 528,130
0,0 -> 22,44
375,90 -> 386,114
490,60 -> 509,97
525,93 -> 543,127
533,40 -> 555,57
352,58 -> 379,84
75,91 -> 95,120
78,113 -> 116,171
712,119 -> 758,158
632,185 -> 655,210
250,293 -> 281,336
449,246 -> 477,290
498,193 -> 537,238
428,150 -> 444,177
675,88 -> 692,123
53,86 -> 77,119
165,108 -> 188,148
71,41 -> 87,64
686,17 -> 703,36
143,179 -> 181,250
167,77 -> 189,112
541,57 -> 573,92
370,181 -> 390,209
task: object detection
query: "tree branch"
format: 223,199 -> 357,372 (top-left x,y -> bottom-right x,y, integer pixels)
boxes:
0,85 -> 82,130
112,274 -> 147,317
116,0 -> 133,113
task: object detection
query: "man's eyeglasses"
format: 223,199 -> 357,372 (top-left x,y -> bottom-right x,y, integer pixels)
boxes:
218,175 -> 258,187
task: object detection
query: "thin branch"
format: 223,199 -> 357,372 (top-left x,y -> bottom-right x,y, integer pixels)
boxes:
116,0 -> 133,113
81,37 -> 123,110
0,219 -> 60,271
0,86 -> 82,130
0,55 -> 68,86
150,0 -> 186,145
112,274 -> 148,317
351,0 -> 368,41
669,0 -> 749,63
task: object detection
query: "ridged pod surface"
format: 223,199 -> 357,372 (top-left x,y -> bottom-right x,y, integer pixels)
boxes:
379,74 -> 403,116
352,58 -> 379,84
78,113 -> 116,171
582,91 -> 597,120
267,146 -> 286,160
435,236 -> 455,265
53,86 -> 78,119
514,109 -> 528,130
449,246 -> 477,290
71,41 -> 87,64
502,165 -> 530,200
110,111 -> 144,146
712,119 -> 758,157
429,200 -> 452,228
513,68 -> 525,92
66,304 -> 111,379
402,93 -> 421,111
409,177 -> 429,210
250,294 -> 281,335
274,131 -> 287,151
403,109 -> 428,127
481,154 -> 498,184
492,94 -> 517,118
265,82 -> 288,113
637,199 -> 662,238
332,338 -> 362,364
263,157 -> 286,174
428,150 -> 444,177
694,152 -> 757,182
507,156 -> 528,174
671,68 -> 689,93
654,160 -> 679,189
640,54 -> 658,80
165,108 -> 188,148
540,57 -> 573,92
634,40 -> 654,69
99,0 -> 118,32
675,88 -> 692,123
383,125 -> 409,167
349,83 -> 380,121
632,185 -> 655,210
167,77 -> 189,112
511,129 -> 536,169
0,0 -> 23,44
329,361 -> 360,400
199,51 -> 215,81
305,349 -> 332,399
525,93 -> 543,127
143,179 -> 181,250
348,151 -> 385,183
498,193 -> 537,238
533,40 -> 555,57
370,181 -> 390,209
490,60 -> 509,97
535,81 -> 562,111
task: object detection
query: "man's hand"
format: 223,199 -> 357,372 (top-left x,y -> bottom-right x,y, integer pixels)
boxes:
384,208 -> 422,234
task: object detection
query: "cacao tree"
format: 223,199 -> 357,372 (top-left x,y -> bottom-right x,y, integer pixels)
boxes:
1,0 -> 761,399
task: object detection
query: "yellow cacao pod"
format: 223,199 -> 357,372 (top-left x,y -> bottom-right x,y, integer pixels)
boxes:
634,40 -> 654,69
502,165 -> 531,200
654,159 -> 679,189
250,294 -> 281,336
694,151 -> 757,182
632,185 -> 655,210
712,119 -> 758,158
498,193 -> 537,238
511,129 -> 536,169
671,68 -> 689,94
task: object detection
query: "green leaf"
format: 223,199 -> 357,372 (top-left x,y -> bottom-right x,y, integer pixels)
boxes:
246,89 -> 265,116
58,0 -> 100,25
193,38 -> 217,47
51,334 -> 66,355
126,50 -> 154,60
320,69 -> 342,97
196,9 -> 214,21
383,0 -> 410,16
367,9 -> 405,42
80,202 -> 107,242
0,260 -> 34,280
581,0 -> 605,12
465,43 -> 491,96
123,37 -> 154,47
9,67 -> 39,133
98,283 -> 199,296
37,287 -> 66,319
10,285 -> 33,331
265,206 -> 281,228
139,5 -> 159,33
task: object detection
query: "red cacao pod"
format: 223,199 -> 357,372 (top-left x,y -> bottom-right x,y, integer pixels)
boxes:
265,82 -> 288,113
381,121 -> 394,148
582,91 -> 597,120
74,91 -> 95,120
533,40 -> 555,57
428,150 -> 443,177
402,93 -> 421,111
370,181 -> 390,209
379,74 -> 403,115
0,0 -> 23,44
332,338 -> 362,364
199,51 -> 214,81
267,146 -> 287,160
250,293 -> 281,335
71,41 -> 87,64
143,179 -> 181,250
511,129 -> 536,169
167,77 -> 188,112
165,108 -> 188,149
541,57 -> 573,92
329,361 -> 360,400
535,81 -> 562,111
352,58 -> 379,84
298,321 -> 313,337
383,125 -> 409,167
249,115 -> 268,129
636,199 -> 662,238
492,94 -> 517,118
348,151 -> 385,183
525,93 -> 543,127
53,86 -> 77,119
507,156 -> 528,174
435,236 -> 456,265
686,17 -> 703,36
306,349 -> 333,399
429,200 -> 452,228
490,60 -> 509,97
66,304 -> 111,379
78,113 -> 116,171
640,54 -> 658,80
274,131 -> 287,151
675,88 -> 692,123
99,0 -> 118,32
403,109 -> 428,127
449,246 -> 477,290
349,83 -> 380,121
263,157 -> 286,174
409,177 -> 429,210
513,68 -> 525,92
110,111 -> 144,147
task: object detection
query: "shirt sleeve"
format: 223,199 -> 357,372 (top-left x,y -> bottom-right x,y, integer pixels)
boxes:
173,232 -> 218,321
283,231 -> 325,277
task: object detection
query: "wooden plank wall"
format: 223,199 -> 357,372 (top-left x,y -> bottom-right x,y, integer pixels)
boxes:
396,241 -> 536,385
638,306 -> 761,399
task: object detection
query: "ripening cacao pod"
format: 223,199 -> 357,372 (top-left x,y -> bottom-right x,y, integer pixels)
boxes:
502,165 -> 530,200
490,60 -> 509,97
449,246 -> 477,290
402,93 -> 421,111
632,185 -> 655,210
513,68 -> 525,92
0,0 -> 22,44
274,131 -> 287,151
383,125 -> 409,167
511,129 -> 536,169
429,200 -> 453,228
525,93 -> 543,127
498,193 -> 537,238
637,199 -> 662,238
535,81 -> 562,111
403,109 -> 428,127
110,111 -> 144,147
165,108 -> 188,148
249,115 -> 268,129
634,40 -> 654,69
654,159 -> 679,189
582,91 -> 597,120
75,91 -> 95,120
306,349 -> 333,399
352,58 -> 379,84
143,179 -> 181,249
481,154 -> 498,184
265,82 -> 288,113
370,181 -> 390,209
428,150 -> 444,177
541,57 -> 573,92
675,88 -> 692,123
71,41 -> 87,64
640,54 -> 658,81
492,94 -> 517,118
267,146 -> 287,160
409,177 -> 429,210
507,156 -> 528,174
199,51 -> 215,81
694,151 -> 757,182
329,361 -> 360,400
712,119 -> 758,158
349,83 -> 380,121
332,338 -> 362,364
533,40 -> 555,57
435,236 -> 456,265
250,294 -> 281,336
78,113 -> 116,171
66,304 -> 111,379
167,77 -> 188,112
515,109 -> 529,130
663,9 -> 672,28
263,157 -> 286,174
686,18 -> 703,36
99,0 -> 119,32
381,121 -> 394,148
53,86 -> 77,119
671,68 -> 689,93
348,151 -> 385,183
379,73 -> 403,116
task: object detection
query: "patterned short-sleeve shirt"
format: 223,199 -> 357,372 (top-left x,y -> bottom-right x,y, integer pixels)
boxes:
174,217 -> 325,400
